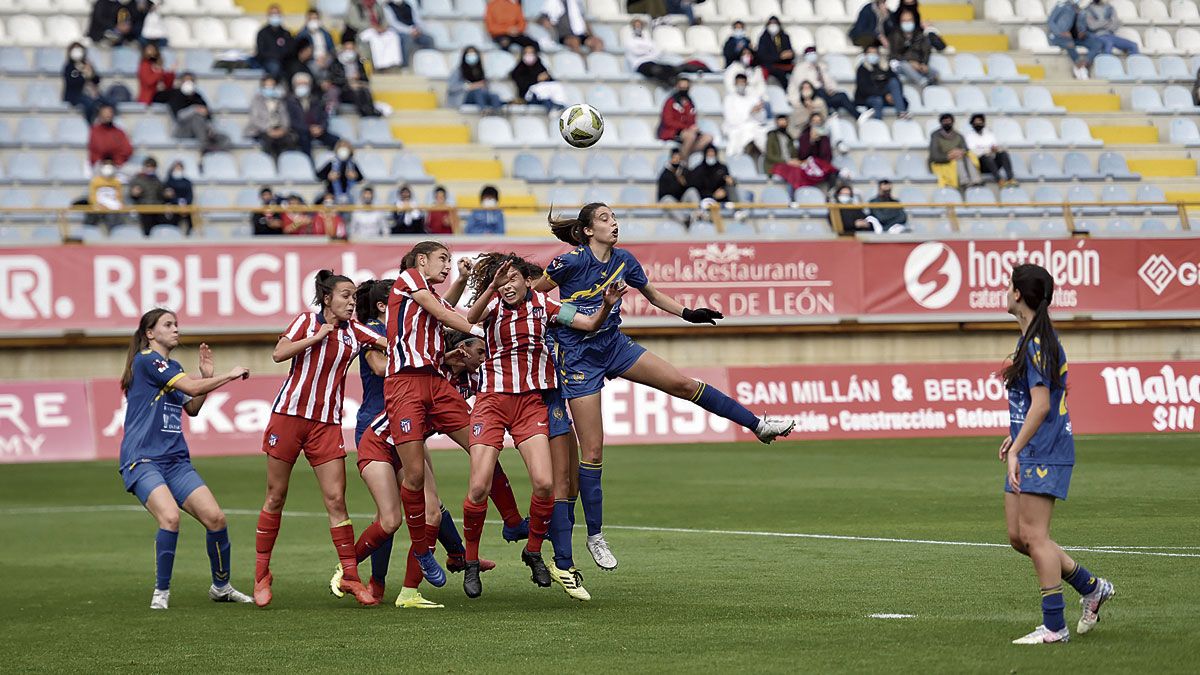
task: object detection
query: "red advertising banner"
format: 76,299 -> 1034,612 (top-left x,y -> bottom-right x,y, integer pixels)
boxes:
1135,238 -> 1200,311
4,360 -> 1195,464
0,239 -> 859,335
0,380 -> 95,463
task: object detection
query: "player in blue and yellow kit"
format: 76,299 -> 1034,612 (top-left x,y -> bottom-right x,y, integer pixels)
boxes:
1000,264 -> 1114,644
534,203 -> 795,570
118,308 -> 253,609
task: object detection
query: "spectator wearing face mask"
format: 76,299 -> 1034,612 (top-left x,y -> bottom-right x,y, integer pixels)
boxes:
286,72 -> 341,157
137,42 -> 174,104
451,47 -> 506,112
161,73 -> 230,153
89,159 -> 126,229
252,186 -> 284,235
392,183 -> 427,234
790,80 -> 827,130
929,113 -> 982,189
426,185 -> 458,234
346,0 -> 403,71
657,148 -> 689,202
510,45 -> 569,111
866,179 -> 909,232
63,42 -> 105,124
298,9 -> 336,71
245,75 -> 298,159
329,39 -> 380,117
658,77 -> 712,162
88,0 -> 141,47
129,156 -> 167,232
317,141 -> 363,204
465,185 -> 505,234
255,5 -> 295,79
88,104 -> 133,167
854,44 -> 908,122
725,47 -> 768,105
798,112 -> 834,163
349,186 -> 390,237
888,9 -> 938,88
163,161 -> 194,232
764,114 -> 835,191
756,17 -> 796,89
723,73 -> 771,156
790,47 -> 858,118
686,146 -> 738,202
722,21 -> 751,68
486,0 -> 538,51
964,114 -> 1017,187
283,39 -> 318,95
829,184 -> 876,233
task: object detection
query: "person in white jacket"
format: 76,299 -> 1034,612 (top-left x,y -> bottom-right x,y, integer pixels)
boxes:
788,46 -> 857,117
723,72 -> 770,156
964,113 -> 1017,186
625,17 -> 680,88
724,46 -> 768,104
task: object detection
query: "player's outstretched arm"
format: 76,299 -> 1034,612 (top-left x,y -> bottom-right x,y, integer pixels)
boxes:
637,282 -> 725,325
412,288 -> 482,336
466,260 -> 511,324
532,273 -> 557,293
272,322 -> 335,362
444,258 -> 474,307
184,343 -> 218,416
565,283 -> 628,332
175,366 -> 249,400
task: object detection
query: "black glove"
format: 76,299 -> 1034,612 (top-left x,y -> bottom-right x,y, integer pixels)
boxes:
681,307 -> 723,325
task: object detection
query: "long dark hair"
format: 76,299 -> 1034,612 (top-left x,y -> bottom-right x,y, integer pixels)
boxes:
355,278 -> 394,323
467,252 -> 544,304
445,328 -> 484,352
121,308 -> 176,393
401,241 -> 448,270
548,202 -> 606,245
1002,264 -> 1063,390
313,269 -> 353,308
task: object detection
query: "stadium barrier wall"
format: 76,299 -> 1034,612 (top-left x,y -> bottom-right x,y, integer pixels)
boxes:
2,360 -> 1197,464
2,237 -> 1199,336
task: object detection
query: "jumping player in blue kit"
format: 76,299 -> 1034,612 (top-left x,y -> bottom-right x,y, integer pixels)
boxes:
534,202 -> 795,570
1000,264 -> 1115,645
118,308 -> 254,609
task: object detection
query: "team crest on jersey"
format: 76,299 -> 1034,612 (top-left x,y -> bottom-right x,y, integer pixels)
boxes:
154,359 -> 168,373
552,407 -> 565,420
473,423 -> 483,437
341,332 -> 353,347
532,307 -> 545,319
400,418 -> 412,433
268,434 -> 278,447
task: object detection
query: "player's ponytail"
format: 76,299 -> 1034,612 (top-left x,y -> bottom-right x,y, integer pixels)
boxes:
121,308 -> 176,394
547,202 -> 605,245
312,269 -> 353,308
400,241 -> 448,271
1002,264 -> 1063,390
445,328 -> 484,352
355,278 -> 393,323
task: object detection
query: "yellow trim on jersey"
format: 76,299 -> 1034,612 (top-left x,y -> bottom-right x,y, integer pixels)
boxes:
152,372 -> 187,404
566,263 -> 626,301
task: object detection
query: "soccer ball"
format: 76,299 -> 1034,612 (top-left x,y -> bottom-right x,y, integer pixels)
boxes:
558,103 -> 604,148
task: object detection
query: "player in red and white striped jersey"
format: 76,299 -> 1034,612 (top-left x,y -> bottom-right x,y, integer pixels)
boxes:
457,253 -> 624,600
252,270 -> 387,609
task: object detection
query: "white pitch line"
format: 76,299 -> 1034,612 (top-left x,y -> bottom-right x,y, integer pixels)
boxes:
3,504 -> 1198,558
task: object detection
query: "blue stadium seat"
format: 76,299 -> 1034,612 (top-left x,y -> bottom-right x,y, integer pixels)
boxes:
992,117 -> 1027,147
548,152 -> 585,182
621,84 -> 658,113
1163,86 -> 1200,112
1005,220 -> 1033,236
0,82 -> 22,110
583,185 -> 616,203
546,186 -> 583,206
183,49 -> 216,75
1160,55 -> 1191,79
214,82 -> 250,111
1032,185 -> 1064,217
7,152 -> 45,182
895,152 -> 934,181
25,82 -> 62,110
512,152 -> 547,181
201,152 -> 239,181
988,85 -> 1024,113
457,0 -> 487,16
618,154 -> 656,181
588,52 -> 625,78
423,0 -> 454,18
1025,118 -> 1060,146
618,185 -> 654,205
1023,86 -> 1064,113
423,22 -> 453,49
986,53 -> 1023,81
552,52 -> 588,79
47,152 -> 88,182
954,85 -> 987,112
1122,54 -> 1159,81
477,117 -> 514,145
1131,85 -> 1164,112
1098,151 -> 1136,180
149,224 -> 186,240
1101,184 -> 1138,216
110,224 -> 146,241
617,118 -> 656,147
1029,152 -> 1064,179
327,117 -> 358,143
1061,118 -> 1100,146
892,118 -> 925,147
512,116 -> 551,145
360,118 -> 397,146
584,153 -> 619,180
929,53 -> 955,81
352,152 -> 388,182
1000,185 -> 1039,217
921,86 -> 956,112
1063,151 -> 1099,180
0,190 -> 38,223
1135,184 -> 1177,215
132,117 -> 171,146
451,23 -> 489,50
393,153 -> 432,182
858,119 -> 894,148
1093,54 -> 1125,79
652,220 -> 688,237
1170,118 -> 1200,145
277,151 -> 314,181
727,154 -> 760,183
1139,219 -> 1170,233
34,47 -> 62,74
793,186 -> 828,217
413,51 -> 448,78
16,117 -> 53,146
859,153 -> 892,181
953,53 -> 985,80
0,47 -> 32,74
112,48 -> 140,75
239,153 -> 277,182
689,85 -> 723,115
55,117 -> 90,145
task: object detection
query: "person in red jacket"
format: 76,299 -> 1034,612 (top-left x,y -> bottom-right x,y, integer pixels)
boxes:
88,103 -> 134,167
657,76 -> 711,161
137,43 -> 175,105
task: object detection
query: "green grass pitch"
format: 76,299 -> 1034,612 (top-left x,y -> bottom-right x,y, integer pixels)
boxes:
2,434 -> 1198,673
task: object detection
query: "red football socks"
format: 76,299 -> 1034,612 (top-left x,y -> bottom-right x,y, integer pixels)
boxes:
330,523 -> 361,583
526,495 -> 554,553
255,510 -> 281,582
425,522 -> 440,554
399,486 -> 427,553
354,519 -> 390,563
490,462 -> 523,528
462,498 -> 489,561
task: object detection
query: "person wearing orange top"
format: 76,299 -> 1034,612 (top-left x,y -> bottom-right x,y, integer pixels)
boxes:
485,0 -> 537,51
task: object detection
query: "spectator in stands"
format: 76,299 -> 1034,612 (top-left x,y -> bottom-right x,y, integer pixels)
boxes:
451,47 -> 506,112
538,0 -> 604,55
129,157 -> 167,233
1082,0 -> 1138,56
791,47 -> 857,118
88,104 -> 133,167
866,179 -> 909,232
346,0 -> 403,71
426,185 -> 457,234
88,0 -> 140,46
89,160 -> 126,229
764,114 -> 835,191
329,39 -> 380,117
850,0 -> 890,48
486,0 -> 538,51
627,17 -> 683,89
63,42 -> 105,124
964,113 -> 1017,187
281,194 -> 319,234
349,186 -> 390,237
392,184 -> 427,234
252,187 -> 283,235
725,47 -> 768,106
160,73 -> 230,153
686,146 -> 737,202
657,77 -> 712,162
855,44 -> 908,122
314,192 -> 348,239
317,141 -> 363,204
163,160 -> 194,232
255,5 -> 295,79
286,72 -> 341,157
790,80 -> 827,129
138,0 -> 168,48
1193,66 -> 1200,106
283,38 -> 318,94
928,113 -> 982,189
723,73 -> 770,157
1047,0 -> 1096,79
722,21 -> 751,68
245,75 -> 298,160
829,183 -> 874,233
511,45 -> 569,111
465,186 -> 506,234
755,17 -> 795,89
386,0 -> 436,69
657,148 -> 688,202
137,43 -> 175,105
667,0 -> 698,25
298,8 -> 336,73
885,0 -> 921,34
888,9 -> 938,88
798,111 -> 833,163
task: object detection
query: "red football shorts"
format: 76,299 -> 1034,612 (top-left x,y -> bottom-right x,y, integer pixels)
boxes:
356,428 -> 401,474
470,391 -> 550,450
261,412 -> 346,467
384,369 -> 470,445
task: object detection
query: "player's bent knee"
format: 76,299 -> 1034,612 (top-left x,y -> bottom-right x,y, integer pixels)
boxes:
467,484 -> 489,504
159,510 -> 181,531
380,509 -> 403,534
206,510 -> 227,531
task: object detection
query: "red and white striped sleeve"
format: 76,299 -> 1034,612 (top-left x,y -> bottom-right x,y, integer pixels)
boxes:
281,313 -> 311,340
396,268 -> 430,295
351,319 -> 383,346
